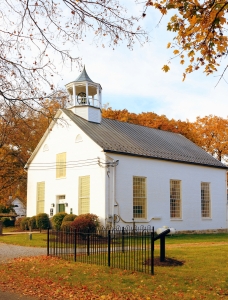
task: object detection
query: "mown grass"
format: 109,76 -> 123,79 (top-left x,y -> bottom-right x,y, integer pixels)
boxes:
165,232 -> 228,244
0,232 -> 228,299
0,241 -> 228,299
0,231 -> 227,248
2,226 -> 20,233
0,233 -> 47,247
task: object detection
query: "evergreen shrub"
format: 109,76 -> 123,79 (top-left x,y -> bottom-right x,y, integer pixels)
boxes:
1,217 -> 12,227
62,214 -> 77,222
52,212 -> 67,230
61,221 -> 73,231
20,217 -> 30,230
36,213 -> 49,232
28,216 -> 37,230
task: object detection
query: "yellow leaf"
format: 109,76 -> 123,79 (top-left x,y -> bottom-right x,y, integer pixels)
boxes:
167,42 -> 171,48
180,60 -> 185,65
182,73 -> 186,81
173,49 -> 179,55
188,50 -> 195,57
162,65 -> 170,72
190,15 -> 197,25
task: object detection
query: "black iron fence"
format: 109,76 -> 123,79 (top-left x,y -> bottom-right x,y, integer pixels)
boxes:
47,226 -> 155,275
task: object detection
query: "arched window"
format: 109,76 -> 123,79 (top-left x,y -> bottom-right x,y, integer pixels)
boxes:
43,144 -> 49,151
75,134 -> 83,143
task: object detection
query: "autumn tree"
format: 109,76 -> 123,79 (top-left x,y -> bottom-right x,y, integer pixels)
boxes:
102,107 -> 197,142
193,115 -> 228,162
0,0 -> 147,115
102,107 -> 228,164
0,97 -> 64,205
145,0 -> 228,81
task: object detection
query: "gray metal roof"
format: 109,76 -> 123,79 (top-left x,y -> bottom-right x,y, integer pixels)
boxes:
62,109 -> 227,169
75,66 -> 94,83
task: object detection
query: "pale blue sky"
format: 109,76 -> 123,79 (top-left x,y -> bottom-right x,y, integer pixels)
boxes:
56,2 -> 228,122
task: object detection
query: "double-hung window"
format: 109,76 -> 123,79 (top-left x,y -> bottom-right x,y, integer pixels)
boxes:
37,182 -> 45,214
170,180 -> 181,218
56,152 -> 66,178
133,176 -> 147,219
201,182 -> 211,218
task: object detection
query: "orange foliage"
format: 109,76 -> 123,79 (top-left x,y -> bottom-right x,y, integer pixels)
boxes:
193,115 -> 228,162
102,108 -> 228,163
102,108 -> 197,143
147,0 -> 228,80
0,98 -> 64,205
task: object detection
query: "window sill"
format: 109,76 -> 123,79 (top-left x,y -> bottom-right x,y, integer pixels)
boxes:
202,217 -> 212,220
170,218 -> 183,221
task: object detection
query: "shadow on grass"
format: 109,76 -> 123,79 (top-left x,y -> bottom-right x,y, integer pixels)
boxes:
144,257 -> 185,267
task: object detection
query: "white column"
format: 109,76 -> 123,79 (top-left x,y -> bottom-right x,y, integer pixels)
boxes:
66,91 -> 71,107
100,88 -> 102,108
97,86 -> 100,108
92,95 -> 94,106
75,85 -> 77,105
86,82 -> 89,105
73,85 -> 76,106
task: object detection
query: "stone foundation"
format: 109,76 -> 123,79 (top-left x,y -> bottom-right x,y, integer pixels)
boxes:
175,228 -> 228,234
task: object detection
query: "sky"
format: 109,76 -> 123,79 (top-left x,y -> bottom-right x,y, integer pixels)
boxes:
55,2 -> 228,122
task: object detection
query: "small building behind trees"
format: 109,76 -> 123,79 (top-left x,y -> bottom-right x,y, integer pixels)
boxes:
11,198 -> 26,219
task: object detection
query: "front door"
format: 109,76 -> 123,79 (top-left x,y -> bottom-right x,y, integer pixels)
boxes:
59,204 -> 65,213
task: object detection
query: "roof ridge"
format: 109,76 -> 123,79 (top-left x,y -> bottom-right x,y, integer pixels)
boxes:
62,109 -> 227,169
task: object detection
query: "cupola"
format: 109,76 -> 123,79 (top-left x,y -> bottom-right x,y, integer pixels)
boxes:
65,66 -> 102,123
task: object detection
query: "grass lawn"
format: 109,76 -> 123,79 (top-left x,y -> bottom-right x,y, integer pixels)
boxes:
0,233 -> 228,299
0,233 -> 47,247
0,231 -> 227,249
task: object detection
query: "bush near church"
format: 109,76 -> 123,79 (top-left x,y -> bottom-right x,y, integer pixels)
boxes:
1,217 -> 13,227
51,212 -> 67,230
20,217 -> 31,230
61,221 -> 73,231
36,213 -> 49,232
28,216 -> 38,230
60,214 -> 77,231
15,217 -> 23,228
70,213 -> 99,234
62,214 -> 77,222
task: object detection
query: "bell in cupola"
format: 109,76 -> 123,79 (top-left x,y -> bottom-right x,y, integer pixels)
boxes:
65,66 -> 102,123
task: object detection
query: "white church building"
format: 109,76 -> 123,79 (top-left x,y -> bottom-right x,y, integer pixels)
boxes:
26,67 -> 228,232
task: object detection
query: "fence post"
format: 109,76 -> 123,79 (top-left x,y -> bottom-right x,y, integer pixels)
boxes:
122,227 -> 125,253
151,227 -> 154,275
108,230 -> 111,267
87,234 -> 90,256
74,229 -> 77,262
160,236 -> 165,262
47,228 -> 50,256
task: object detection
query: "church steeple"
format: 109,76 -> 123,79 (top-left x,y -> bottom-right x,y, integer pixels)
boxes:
75,66 -> 94,83
65,66 -> 102,123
